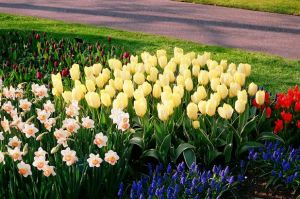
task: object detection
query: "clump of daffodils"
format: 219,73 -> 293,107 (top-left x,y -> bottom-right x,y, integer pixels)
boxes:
53,47 -> 260,126
0,82 -> 121,179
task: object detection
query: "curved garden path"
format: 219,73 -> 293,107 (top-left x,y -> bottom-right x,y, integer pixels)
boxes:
0,0 -> 299,59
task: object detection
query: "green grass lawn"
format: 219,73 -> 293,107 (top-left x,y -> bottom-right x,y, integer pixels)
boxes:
176,0 -> 300,15
0,13 -> 299,93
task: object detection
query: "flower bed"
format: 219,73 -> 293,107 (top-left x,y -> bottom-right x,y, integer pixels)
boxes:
0,32 -> 300,198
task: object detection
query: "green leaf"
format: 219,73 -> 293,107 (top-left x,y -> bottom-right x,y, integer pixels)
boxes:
143,149 -> 161,161
129,137 -> 144,149
206,150 -> 221,165
183,149 -> 196,168
257,132 -> 285,144
174,143 -> 195,161
159,134 -> 171,156
37,42 -> 41,54
238,141 -> 264,155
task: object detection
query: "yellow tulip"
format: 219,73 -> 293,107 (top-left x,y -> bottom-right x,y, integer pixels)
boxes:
210,93 -> 221,107
198,70 -> 209,85
164,70 -> 175,83
248,82 -> 258,96
208,70 -> 220,80
158,56 -> 168,68
238,63 -> 251,77
185,78 -> 193,91
95,74 -> 106,88
210,78 -> 220,92
182,69 -> 191,80
218,103 -> 234,120
237,90 -> 248,103
51,73 -> 63,95
163,85 -> 172,93
134,88 -> 145,100
220,60 -> 228,71
72,87 -> 84,101
123,80 -> 134,98
142,82 -> 152,96
52,88 -> 60,97
187,102 -> 198,120
227,63 -> 236,74
148,67 -> 158,82
206,99 -> 217,116
86,79 -> 96,92
104,85 -> 116,98
114,77 -> 123,91
234,72 -> 246,86
157,103 -> 169,121
92,64 -> 102,76
255,90 -> 265,105
115,92 -> 128,109
220,73 -> 233,87
229,82 -> 241,98
130,55 -> 138,64
173,85 -> 184,98
62,91 -> 72,103
217,84 -> 228,99
133,73 -> 145,85
192,65 -> 200,77
152,83 -> 161,98
108,59 -> 122,70
102,68 -> 111,81
157,49 -> 167,58
70,64 -> 80,80
134,97 -> 147,117
85,92 -> 101,108
100,91 -> 111,107
235,100 -> 246,114
192,120 -> 200,129
176,75 -> 185,86
172,93 -> 181,107
84,66 -> 94,78
198,100 -> 207,115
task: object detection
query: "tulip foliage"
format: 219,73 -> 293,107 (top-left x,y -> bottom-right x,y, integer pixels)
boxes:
52,47 -> 272,166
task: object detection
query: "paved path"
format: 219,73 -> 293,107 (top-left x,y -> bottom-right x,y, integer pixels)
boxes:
0,0 -> 299,59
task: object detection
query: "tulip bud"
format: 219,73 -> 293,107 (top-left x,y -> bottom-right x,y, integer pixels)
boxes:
85,92 -> 101,108
142,82 -> 152,96
172,93 -> 181,107
70,64 -> 80,80
61,68 -> 69,77
206,99 -> 217,116
95,74 -> 106,88
210,78 -> 220,92
114,77 -> 123,91
198,100 -> 207,115
234,72 -> 246,86
86,79 -> 96,92
192,120 -> 200,129
229,82 -> 241,98
158,56 -> 168,68
235,100 -> 246,114
133,72 -> 145,85
105,85 -> 116,98
123,80 -> 134,98
152,83 -> 161,98
62,91 -> 72,103
255,90 -> 265,106
237,90 -> 248,103
176,75 -> 185,86
51,73 -> 63,95
192,65 -> 200,77
217,84 -> 228,99
100,91 -> 111,107
185,78 -> 193,91
51,145 -> 61,154
92,64 -> 102,76
134,97 -> 147,117
187,102 -> 198,120
36,71 -> 43,79
248,82 -> 258,96
84,66 -> 94,78
72,87 -> 84,101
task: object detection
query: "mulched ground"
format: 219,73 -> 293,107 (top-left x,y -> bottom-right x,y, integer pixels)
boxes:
239,171 -> 299,199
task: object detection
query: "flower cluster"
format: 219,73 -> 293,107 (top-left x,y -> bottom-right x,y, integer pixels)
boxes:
0,31 -> 126,83
0,82 -> 122,180
118,162 -> 244,199
248,142 -> 300,188
271,86 -> 300,135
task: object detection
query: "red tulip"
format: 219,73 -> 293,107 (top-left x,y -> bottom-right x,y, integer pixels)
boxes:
266,107 -> 272,118
123,52 -> 130,59
35,33 -> 40,40
274,119 -> 283,134
36,71 -> 43,79
280,111 -> 293,123
54,61 -> 59,68
61,68 -> 69,77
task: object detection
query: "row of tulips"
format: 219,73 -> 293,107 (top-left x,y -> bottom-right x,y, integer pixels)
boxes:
0,31 -> 127,84
51,47 -> 271,168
